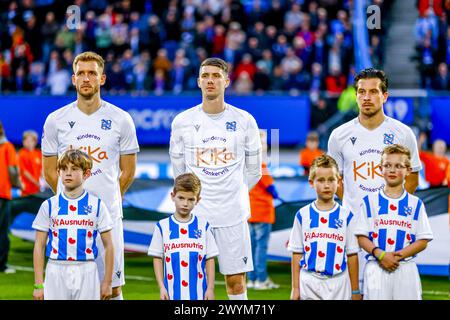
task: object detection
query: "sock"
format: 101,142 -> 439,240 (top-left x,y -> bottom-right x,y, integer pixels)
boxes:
111,292 -> 123,300
228,292 -> 248,300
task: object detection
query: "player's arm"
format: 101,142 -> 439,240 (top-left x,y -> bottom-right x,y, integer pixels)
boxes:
119,153 -> 137,198
42,155 -> 58,193
290,252 -> 302,300
346,253 -> 361,300
153,257 -> 169,300
404,172 -> 419,194
33,231 -> 48,300
204,257 -> 215,300
169,118 -> 186,178
357,235 -> 400,272
100,230 -> 114,300
336,176 -> 344,200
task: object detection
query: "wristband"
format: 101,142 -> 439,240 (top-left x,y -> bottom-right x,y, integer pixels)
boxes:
377,251 -> 386,261
352,290 -> 361,295
34,283 -> 44,289
371,246 -> 380,257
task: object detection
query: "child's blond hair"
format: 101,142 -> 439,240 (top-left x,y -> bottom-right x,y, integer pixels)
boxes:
57,149 -> 93,173
173,173 -> 202,198
381,144 -> 411,168
309,154 -> 340,181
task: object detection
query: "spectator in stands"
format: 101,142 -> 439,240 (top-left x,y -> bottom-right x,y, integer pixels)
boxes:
233,70 -> 253,94
325,65 -> 347,96
153,48 -> 172,83
310,95 -> 335,131
0,53 -> 11,92
29,62 -> 46,95
54,25 -> 76,52
247,130 -> 280,291
23,13 -> 41,61
171,49 -> 190,94
432,62 -> 450,90
0,121 -> 21,274
271,64 -> 285,91
224,21 -> 246,64
284,2 -> 304,31
111,13 -> 129,55
212,24 -> 227,58
107,61 -> 127,94
253,60 -> 271,93
47,60 -> 71,95
417,37 -> 438,88
18,130 -> 42,197
13,66 -> 32,92
419,135 -> 450,187
257,49 -> 274,75
234,53 -> 257,82
299,131 -> 324,176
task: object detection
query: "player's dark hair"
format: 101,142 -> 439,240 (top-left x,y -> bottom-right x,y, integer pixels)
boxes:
354,68 -> 388,93
381,144 -> 412,168
57,149 -> 93,173
173,173 -> 202,198
200,57 -> 229,75
309,154 -> 341,181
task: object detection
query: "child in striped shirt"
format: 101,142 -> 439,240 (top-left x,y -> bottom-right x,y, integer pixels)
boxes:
32,149 -> 114,300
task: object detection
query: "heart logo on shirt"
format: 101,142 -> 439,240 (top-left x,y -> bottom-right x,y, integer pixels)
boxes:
52,248 -> 57,254
69,205 -> 77,211
389,204 -> 397,211
198,272 -> 203,279
165,256 -> 171,263
304,246 -> 310,252
52,231 -> 58,237
68,238 -> 76,244
182,280 -> 188,287
320,217 -> 328,224
198,255 -> 202,261
180,228 -> 187,234
86,248 -> 92,254
87,231 -> 93,238
68,257 -> 75,261
181,260 -> 188,267
387,238 -> 395,245
337,246 -> 343,253
372,232 -> 378,239
167,274 -> 173,280
335,264 -> 341,270
318,251 -> 325,258
406,234 -> 411,241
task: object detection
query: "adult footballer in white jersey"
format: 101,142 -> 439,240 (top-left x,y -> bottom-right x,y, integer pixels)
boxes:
41,52 -> 139,300
327,68 -> 421,291
169,57 -> 262,300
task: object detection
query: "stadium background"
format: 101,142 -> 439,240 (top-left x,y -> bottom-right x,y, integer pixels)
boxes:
0,0 -> 448,299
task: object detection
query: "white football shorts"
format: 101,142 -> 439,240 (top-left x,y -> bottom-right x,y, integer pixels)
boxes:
299,268 -> 351,300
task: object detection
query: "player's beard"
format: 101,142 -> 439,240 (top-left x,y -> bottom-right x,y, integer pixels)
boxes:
78,84 -> 99,99
360,105 -> 382,118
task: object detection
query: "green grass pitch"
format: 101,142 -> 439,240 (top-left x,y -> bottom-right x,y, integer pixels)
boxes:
0,235 -> 448,300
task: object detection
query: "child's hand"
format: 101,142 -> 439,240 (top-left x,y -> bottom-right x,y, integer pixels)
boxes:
351,293 -> 362,300
290,287 -> 300,300
379,252 -> 402,272
33,288 -> 44,300
204,288 -> 215,300
160,287 -> 169,300
100,281 -> 112,300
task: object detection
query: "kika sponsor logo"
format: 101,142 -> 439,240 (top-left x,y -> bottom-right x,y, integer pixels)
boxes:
163,242 -> 204,253
196,147 -> 235,166
202,136 -> 227,144
51,218 -> 94,227
374,218 -> 411,229
69,145 -> 109,163
304,231 -> 344,242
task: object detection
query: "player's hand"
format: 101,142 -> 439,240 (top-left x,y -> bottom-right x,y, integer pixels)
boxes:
160,287 -> 169,300
204,288 -> 215,300
351,293 -> 362,300
33,288 -> 44,300
100,281 -> 112,300
379,252 -> 400,272
290,287 -> 300,300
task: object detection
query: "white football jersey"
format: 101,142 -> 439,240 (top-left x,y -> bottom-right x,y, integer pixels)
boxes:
169,103 -> 262,227
328,116 -> 421,214
354,189 -> 433,262
41,100 -> 140,220
32,191 -> 113,261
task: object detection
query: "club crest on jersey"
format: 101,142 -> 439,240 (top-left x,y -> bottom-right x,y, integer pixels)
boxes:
193,229 -> 202,239
68,121 -> 76,129
101,119 -> 112,130
83,205 -> 93,214
226,121 -> 237,132
383,133 -> 394,145
404,206 -> 413,215
350,136 -> 357,145
334,218 -> 344,229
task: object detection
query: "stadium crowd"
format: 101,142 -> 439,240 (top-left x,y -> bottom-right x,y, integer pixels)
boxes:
0,0 -> 388,97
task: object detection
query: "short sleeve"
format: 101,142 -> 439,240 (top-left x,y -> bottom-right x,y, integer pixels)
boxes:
287,211 -> 304,253
41,113 -> 58,156
404,127 -> 422,172
119,112 -> 140,155
245,114 -> 261,156
6,143 -> 17,167
169,116 -> 184,158
345,211 -> 360,255
32,200 -> 51,232
148,222 -> 164,258
415,201 -> 433,241
353,200 -> 371,237
327,130 -> 343,174
205,223 -> 219,259
97,200 -> 113,233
